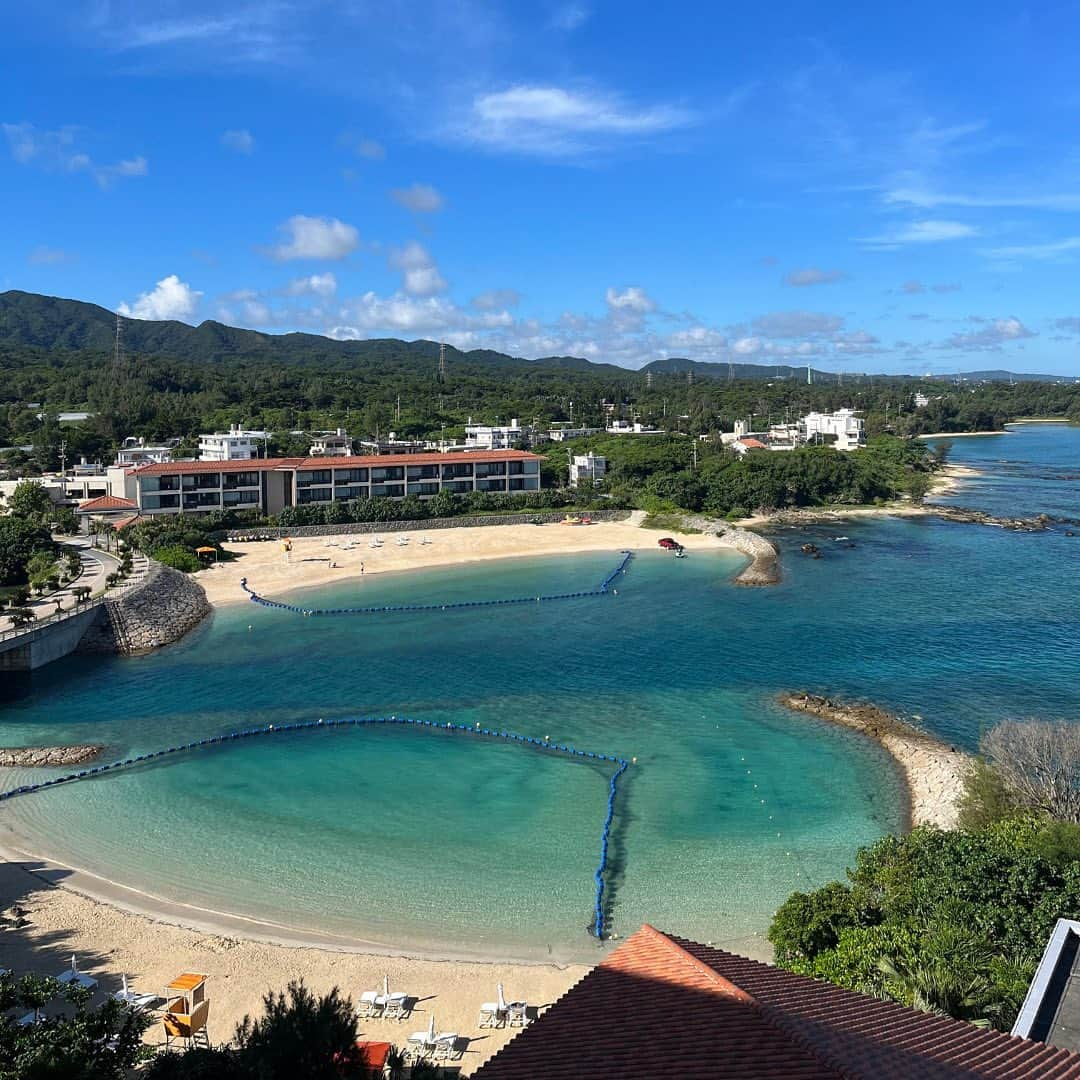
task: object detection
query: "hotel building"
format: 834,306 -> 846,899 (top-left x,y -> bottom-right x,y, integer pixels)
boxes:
129,450 -> 543,517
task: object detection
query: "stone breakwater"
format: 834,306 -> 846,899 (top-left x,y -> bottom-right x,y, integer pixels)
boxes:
678,516 -> 780,585
779,693 -> 971,831
0,746 -> 102,767
79,562 -> 211,655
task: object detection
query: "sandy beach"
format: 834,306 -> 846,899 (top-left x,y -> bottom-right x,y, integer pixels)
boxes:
195,513 -> 747,608
0,855 -> 587,1072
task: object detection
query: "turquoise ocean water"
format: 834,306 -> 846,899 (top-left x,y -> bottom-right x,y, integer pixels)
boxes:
0,425 -> 1077,963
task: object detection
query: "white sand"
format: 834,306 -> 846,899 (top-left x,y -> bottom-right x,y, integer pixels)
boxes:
196,515 -> 745,608
0,856 -> 586,1073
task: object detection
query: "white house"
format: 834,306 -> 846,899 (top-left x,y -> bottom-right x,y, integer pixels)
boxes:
308,429 -> 353,457
198,424 -> 269,461
800,409 -> 866,451
569,452 -> 607,489
115,437 -> 177,467
464,418 -> 542,450
547,425 -> 601,442
605,420 -> 665,436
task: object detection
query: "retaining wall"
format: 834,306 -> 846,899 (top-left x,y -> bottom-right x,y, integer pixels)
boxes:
222,509 -> 632,541
78,562 -> 211,655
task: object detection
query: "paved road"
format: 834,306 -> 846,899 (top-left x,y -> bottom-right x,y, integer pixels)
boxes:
0,536 -> 122,633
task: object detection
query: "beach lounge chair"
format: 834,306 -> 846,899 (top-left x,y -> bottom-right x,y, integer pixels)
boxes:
479,982 -> 509,1028
506,1000 -> 529,1027
420,535 -> 432,545
395,535 -> 409,546
369,537 -> 383,548
380,992 -> 408,1020
114,974 -> 157,1011
57,955 -> 98,991
433,1033 -> 461,1061
356,990 -> 383,1019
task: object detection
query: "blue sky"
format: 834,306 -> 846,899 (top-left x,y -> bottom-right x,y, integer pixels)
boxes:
3,1 -> 1080,374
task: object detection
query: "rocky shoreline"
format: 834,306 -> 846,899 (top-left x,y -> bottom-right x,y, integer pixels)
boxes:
678,516 -> 780,585
778,692 -> 970,830
0,746 -> 103,767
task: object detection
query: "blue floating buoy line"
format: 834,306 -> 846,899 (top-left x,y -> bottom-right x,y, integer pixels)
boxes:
239,551 -> 634,617
0,714 -> 630,941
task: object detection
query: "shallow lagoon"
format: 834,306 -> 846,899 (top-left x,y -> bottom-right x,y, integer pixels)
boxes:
0,425 -> 1076,962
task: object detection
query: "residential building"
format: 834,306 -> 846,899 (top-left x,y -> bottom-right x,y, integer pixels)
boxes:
732,437 -> 768,455
115,437 -> 177,468
1014,918 -> 1080,1053
198,424 -> 269,461
356,435 -> 430,455
464,418 -> 543,450
129,450 -> 543,517
307,429 -> 353,457
36,410 -> 94,425
569,452 -> 606,488
606,420 -> 665,436
547,425 -> 601,442
474,924 -> 1080,1079
801,408 -> 866,451
0,466 -> 132,505
76,494 -> 140,531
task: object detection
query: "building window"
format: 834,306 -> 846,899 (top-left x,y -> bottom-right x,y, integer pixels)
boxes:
334,468 -> 369,483
182,491 -> 221,509
477,478 -> 508,492
474,462 -> 507,477
181,473 -> 221,489
441,463 -> 474,479
371,483 -> 405,498
223,491 -> 259,506
443,480 -> 473,494
407,465 -> 439,480
297,487 -> 333,504
407,482 -> 440,496
370,466 -> 405,482
297,470 -> 332,486
223,471 -> 259,489
143,493 -> 180,510
334,485 -> 367,501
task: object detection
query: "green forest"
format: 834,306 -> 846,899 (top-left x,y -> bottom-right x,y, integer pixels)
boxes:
2,290 -> 1079,479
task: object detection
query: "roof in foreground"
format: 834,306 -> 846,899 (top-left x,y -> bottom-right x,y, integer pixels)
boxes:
131,449 -> 542,476
1013,918 -> 1080,1053
473,925 -> 1080,1080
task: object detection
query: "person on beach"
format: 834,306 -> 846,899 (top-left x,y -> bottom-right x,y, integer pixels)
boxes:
360,562 -> 365,575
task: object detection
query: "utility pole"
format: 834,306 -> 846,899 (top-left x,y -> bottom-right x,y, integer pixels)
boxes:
807,364 -> 812,386
59,439 -> 68,497
114,312 -> 123,366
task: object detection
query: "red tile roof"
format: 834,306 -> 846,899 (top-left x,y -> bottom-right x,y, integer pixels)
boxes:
739,438 -> 769,449
111,514 -> 142,530
77,494 -> 138,511
473,926 -> 1080,1080
131,450 -> 541,476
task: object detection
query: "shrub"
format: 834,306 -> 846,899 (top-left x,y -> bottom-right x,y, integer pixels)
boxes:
152,545 -> 201,573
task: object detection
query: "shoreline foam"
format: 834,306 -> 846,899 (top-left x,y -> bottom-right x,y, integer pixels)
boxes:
778,693 -> 970,830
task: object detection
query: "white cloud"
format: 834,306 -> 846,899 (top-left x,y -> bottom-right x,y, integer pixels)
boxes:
2,122 -> 147,188
885,187 -> 1080,212
472,289 -> 521,310
390,183 -> 445,213
28,246 -> 73,265
942,317 -> 1036,350
118,275 -> 203,322
982,237 -> 1080,261
451,84 -> 695,155
901,280 -> 925,294
388,242 -> 447,296
784,267 -> 846,287
860,219 -> 978,248
605,286 -> 656,313
266,216 -> 359,261
285,273 -> 337,297
221,129 -> 255,154
356,139 -> 385,160
550,4 -> 589,30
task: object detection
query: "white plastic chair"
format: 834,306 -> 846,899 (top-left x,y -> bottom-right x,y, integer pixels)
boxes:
506,1001 -> 529,1027
356,990 -> 382,1019
478,1002 -> 503,1028
434,1034 -> 460,1061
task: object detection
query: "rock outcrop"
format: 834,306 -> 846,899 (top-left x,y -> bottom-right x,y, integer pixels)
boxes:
779,692 -> 971,830
678,516 -> 780,585
0,745 -> 102,767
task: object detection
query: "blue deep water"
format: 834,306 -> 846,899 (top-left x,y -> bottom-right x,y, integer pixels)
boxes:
0,424 -> 1076,962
